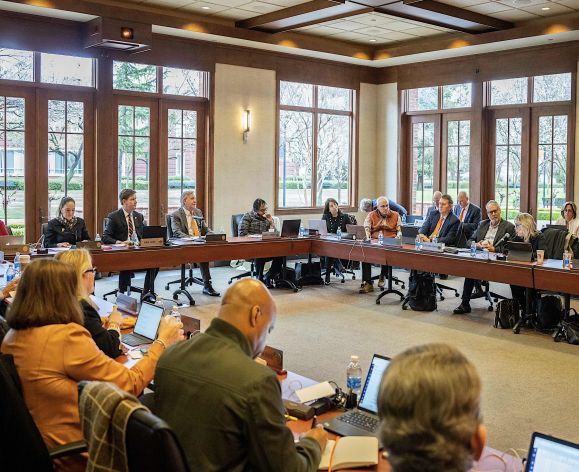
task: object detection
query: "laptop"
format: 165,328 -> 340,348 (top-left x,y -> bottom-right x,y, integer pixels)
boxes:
505,241 -> 533,262
142,225 -> 167,242
121,302 -> 164,347
281,219 -> 301,238
401,225 -> 419,244
345,224 -> 366,240
323,354 -> 391,437
308,219 -> 328,236
116,293 -> 139,316
181,314 -> 201,339
524,432 -> 579,472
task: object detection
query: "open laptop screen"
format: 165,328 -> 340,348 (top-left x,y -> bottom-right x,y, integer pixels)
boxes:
525,433 -> 579,472
134,302 -> 164,340
358,354 -> 391,415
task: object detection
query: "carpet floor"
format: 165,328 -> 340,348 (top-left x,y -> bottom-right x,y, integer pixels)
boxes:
95,265 -> 579,454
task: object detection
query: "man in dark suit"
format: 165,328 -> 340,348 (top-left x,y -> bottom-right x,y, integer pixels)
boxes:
102,188 -> 157,298
170,191 -> 219,296
418,194 -> 460,246
453,191 -> 482,240
425,191 -> 442,218
453,200 -> 516,314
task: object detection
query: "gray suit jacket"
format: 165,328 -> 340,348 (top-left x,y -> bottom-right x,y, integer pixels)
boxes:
170,207 -> 211,238
469,219 -> 515,252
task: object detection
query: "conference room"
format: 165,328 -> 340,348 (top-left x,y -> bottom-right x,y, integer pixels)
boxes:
0,0 -> 578,470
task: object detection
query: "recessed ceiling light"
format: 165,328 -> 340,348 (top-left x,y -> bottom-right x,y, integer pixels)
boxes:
201,6 -> 211,10
541,6 -> 550,10
369,39 -> 377,42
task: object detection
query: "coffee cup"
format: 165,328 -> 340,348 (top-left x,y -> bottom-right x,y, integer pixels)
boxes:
536,249 -> 545,265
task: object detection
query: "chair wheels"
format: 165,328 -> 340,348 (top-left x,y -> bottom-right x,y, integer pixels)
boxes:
376,299 -> 380,305
402,305 -> 407,310
440,296 -> 445,301
455,292 -> 460,297
488,306 -> 493,311
165,284 -> 170,290
352,275 -> 356,280
341,279 -> 345,283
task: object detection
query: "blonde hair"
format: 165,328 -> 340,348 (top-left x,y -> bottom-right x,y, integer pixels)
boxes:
7,259 -> 83,329
514,213 -> 538,242
379,344 -> 482,472
54,248 -> 93,300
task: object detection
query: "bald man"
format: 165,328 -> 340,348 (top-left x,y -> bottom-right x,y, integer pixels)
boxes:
154,279 -> 327,472
426,190 -> 443,218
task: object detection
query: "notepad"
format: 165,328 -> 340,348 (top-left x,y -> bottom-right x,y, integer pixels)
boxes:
318,436 -> 379,470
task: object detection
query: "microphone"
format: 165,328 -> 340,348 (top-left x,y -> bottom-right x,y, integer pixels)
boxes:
494,232 -> 511,248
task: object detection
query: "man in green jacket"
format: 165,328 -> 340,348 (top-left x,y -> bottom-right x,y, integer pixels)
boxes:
154,278 -> 327,471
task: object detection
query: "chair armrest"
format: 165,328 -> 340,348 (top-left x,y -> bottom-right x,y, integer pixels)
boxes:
49,440 -> 87,459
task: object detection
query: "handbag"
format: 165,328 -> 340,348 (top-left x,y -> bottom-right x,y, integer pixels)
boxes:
553,312 -> 579,345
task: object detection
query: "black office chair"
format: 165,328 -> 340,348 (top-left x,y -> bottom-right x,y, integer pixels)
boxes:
164,214 -> 198,306
0,353 -> 86,471
40,222 -> 48,247
229,213 -> 256,284
101,217 -> 144,301
6,225 -> 13,235
470,280 -> 506,311
405,214 -> 424,224
434,277 -> 460,301
78,381 -> 190,472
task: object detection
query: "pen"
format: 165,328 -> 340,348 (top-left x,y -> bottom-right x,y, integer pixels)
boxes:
284,413 -> 298,422
311,415 -> 317,429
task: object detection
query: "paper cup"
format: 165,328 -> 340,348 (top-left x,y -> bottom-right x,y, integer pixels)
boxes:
536,250 -> 545,265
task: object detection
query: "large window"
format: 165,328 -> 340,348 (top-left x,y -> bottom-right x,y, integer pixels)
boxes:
0,48 -> 33,82
0,96 -> 26,235
41,53 -> 93,87
278,81 -> 354,210
411,120 -> 436,216
494,117 -> 522,221
445,119 -> 470,201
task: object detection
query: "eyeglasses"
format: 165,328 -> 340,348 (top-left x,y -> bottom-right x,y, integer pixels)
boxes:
83,267 -> 97,274
488,209 -> 500,214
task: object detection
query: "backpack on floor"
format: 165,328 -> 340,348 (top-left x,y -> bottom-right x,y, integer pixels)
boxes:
294,261 -> 323,287
553,312 -> 579,345
407,271 -> 436,312
494,299 -> 520,329
536,295 -> 563,330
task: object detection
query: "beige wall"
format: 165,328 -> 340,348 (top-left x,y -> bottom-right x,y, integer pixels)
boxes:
576,61 -> 579,201
376,83 -> 399,203
213,64 -> 380,233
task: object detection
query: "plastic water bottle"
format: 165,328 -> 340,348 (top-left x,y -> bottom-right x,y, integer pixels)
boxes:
401,214 -> 406,224
432,236 -> 438,245
563,250 -> 571,269
415,235 -> 420,250
131,231 -> 140,248
299,223 -> 304,238
155,295 -> 164,308
13,252 -> 20,274
336,228 -> 342,240
378,232 -> 384,246
6,264 -> 15,283
94,233 -> 101,242
346,355 -> 363,398
170,305 -> 181,323
470,240 -> 477,257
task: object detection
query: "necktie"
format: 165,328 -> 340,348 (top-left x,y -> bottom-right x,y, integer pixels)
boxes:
459,208 -> 465,222
191,217 -> 200,237
127,214 -> 134,240
430,217 -> 444,240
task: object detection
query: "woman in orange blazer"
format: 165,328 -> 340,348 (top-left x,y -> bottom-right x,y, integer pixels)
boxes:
1,259 -> 182,471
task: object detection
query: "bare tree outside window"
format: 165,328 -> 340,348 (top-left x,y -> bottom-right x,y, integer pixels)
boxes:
533,73 -> 572,103
490,78 -> 527,106
0,48 -> 33,82
41,53 -> 93,87
495,117 -> 522,220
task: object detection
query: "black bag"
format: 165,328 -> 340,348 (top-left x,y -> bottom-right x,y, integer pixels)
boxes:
494,299 -> 520,329
553,314 -> 579,345
294,262 -> 323,286
536,295 -> 563,330
406,271 -> 436,312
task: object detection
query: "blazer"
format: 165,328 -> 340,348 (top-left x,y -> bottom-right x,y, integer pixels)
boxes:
44,217 -> 90,248
81,299 -> 122,359
170,207 -> 211,238
469,219 -> 516,252
1,323 -> 163,471
453,203 -> 482,239
419,210 -> 460,245
102,208 -> 145,244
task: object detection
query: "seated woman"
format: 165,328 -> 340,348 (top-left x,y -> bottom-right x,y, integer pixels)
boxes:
1,259 -> 182,471
321,197 -> 357,284
510,213 -> 543,312
55,248 -> 123,358
379,344 -> 486,472
44,196 -> 90,248
556,201 -> 579,237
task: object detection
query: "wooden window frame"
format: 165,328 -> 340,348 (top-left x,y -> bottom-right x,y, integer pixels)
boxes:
275,80 -> 358,215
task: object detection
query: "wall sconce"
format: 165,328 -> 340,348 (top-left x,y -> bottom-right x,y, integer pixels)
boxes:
242,109 -> 251,144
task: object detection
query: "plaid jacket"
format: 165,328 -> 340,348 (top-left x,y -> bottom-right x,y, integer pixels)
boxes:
238,210 -> 272,236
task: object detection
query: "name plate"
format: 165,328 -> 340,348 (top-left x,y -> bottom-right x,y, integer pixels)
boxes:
205,233 -> 227,242
76,241 -> 102,250
259,345 -> 286,374
1,244 -> 30,255
140,237 -> 164,247
421,242 -> 445,252
262,231 -> 280,239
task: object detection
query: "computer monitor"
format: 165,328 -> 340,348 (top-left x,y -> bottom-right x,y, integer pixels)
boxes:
308,219 -> 328,236
281,219 -> 301,238
524,432 -> 579,472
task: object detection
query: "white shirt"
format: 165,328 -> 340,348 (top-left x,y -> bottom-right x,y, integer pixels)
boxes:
184,208 -> 195,235
482,221 -> 500,245
122,209 -> 136,241
556,216 -> 579,237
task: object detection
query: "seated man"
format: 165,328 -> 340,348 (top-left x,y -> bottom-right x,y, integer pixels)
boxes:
453,200 -> 515,314
359,197 -> 407,217
102,188 -> 157,298
378,343 -> 487,472
238,198 -> 283,286
425,190 -> 442,218
418,193 -> 459,246
453,191 -> 482,241
170,190 -> 219,296
359,197 -> 401,294
154,279 -> 327,471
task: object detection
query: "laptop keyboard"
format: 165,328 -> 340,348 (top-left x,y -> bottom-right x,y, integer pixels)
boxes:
337,411 -> 379,432
121,333 -> 147,346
